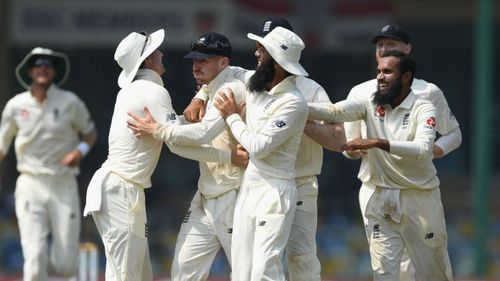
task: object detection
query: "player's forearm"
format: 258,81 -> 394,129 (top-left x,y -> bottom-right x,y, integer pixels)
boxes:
167,143 -> 231,164
304,122 -> 346,152
434,127 -> 462,158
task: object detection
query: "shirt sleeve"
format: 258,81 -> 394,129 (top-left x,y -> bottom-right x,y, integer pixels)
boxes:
167,142 -> 231,164
153,97 -> 226,146
427,85 -> 460,135
435,126 -> 462,156
229,66 -> 254,84
193,85 -> 209,102
389,101 -> 436,160
0,100 -> 18,155
226,96 -> 307,159
71,96 -> 95,134
343,86 -> 363,141
308,99 -> 367,123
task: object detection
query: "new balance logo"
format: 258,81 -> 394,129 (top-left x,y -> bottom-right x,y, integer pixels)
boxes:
425,232 -> 434,239
280,44 -> 288,50
297,201 -> 303,206
227,228 -> 233,234
271,119 -> 286,128
258,221 -> 266,226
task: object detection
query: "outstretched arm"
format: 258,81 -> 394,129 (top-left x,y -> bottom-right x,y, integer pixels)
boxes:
304,121 -> 346,152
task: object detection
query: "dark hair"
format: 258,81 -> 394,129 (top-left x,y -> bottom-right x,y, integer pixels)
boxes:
380,50 -> 416,84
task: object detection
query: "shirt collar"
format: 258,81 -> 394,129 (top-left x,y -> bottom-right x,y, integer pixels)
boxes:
268,75 -> 297,96
206,67 -> 231,98
134,69 -> 164,86
397,90 -> 416,110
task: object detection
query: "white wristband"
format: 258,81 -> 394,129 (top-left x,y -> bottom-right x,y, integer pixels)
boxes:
77,142 -> 90,157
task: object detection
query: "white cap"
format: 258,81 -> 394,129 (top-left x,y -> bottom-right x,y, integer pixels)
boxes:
114,29 -> 165,88
247,26 -> 308,76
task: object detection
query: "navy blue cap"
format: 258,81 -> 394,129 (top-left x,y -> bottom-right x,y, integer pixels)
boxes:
257,16 -> 294,36
31,57 -> 54,67
184,32 -> 232,59
371,24 -> 411,44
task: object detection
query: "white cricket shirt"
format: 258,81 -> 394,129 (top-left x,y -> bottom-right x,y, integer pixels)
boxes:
167,67 -> 247,198
226,75 -> 308,183
309,91 -> 440,190
0,84 -> 95,176
101,69 -> 176,188
344,78 -> 460,183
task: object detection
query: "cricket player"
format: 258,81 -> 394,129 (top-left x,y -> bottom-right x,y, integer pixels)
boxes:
166,32 -> 248,281
183,17 -> 345,280
0,47 -> 97,281
124,32 -> 248,280
309,51 -> 454,281
344,24 -> 461,281
213,26 -> 309,281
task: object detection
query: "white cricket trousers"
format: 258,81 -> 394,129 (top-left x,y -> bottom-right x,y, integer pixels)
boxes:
15,173 -> 80,281
286,176 -> 321,281
366,187 -> 453,281
171,189 -> 237,281
231,179 -> 296,281
91,172 -> 152,281
359,183 -> 416,281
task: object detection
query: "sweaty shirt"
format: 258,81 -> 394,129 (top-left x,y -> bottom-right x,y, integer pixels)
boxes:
0,84 -> 95,176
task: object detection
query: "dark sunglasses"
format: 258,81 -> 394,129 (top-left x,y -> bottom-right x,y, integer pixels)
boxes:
191,39 -> 230,55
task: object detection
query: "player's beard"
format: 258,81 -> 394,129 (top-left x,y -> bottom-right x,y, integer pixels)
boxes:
248,58 -> 276,93
373,76 -> 403,106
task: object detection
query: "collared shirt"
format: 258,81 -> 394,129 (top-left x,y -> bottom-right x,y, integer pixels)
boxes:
167,67 -> 247,198
226,66 -> 329,177
226,75 -> 308,183
309,91 -> 440,190
344,78 -> 460,184
0,84 -> 95,176
102,69 -> 176,188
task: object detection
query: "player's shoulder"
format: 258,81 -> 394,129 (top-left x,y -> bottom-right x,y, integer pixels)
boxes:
348,79 -> 376,99
411,78 -> 443,99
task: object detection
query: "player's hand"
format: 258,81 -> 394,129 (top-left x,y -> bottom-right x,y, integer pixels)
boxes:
231,144 -> 249,168
214,88 -> 239,119
127,107 -> 158,138
341,138 -> 389,152
61,149 -> 83,167
183,98 -> 206,123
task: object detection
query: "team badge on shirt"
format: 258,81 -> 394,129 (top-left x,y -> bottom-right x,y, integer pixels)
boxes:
19,109 -> 29,117
424,117 -> 436,130
375,105 -> 385,120
166,113 -> 177,124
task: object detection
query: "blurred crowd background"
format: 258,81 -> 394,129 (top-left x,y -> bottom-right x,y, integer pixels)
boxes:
0,0 -> 499,279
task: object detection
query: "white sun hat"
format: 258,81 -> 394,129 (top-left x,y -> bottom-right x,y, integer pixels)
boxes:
247,26 -> 308,76
115,29 -> 165,88
15,47 -> 70,90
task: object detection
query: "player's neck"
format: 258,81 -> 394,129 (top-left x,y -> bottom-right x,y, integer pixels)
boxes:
30,83 -> 50,103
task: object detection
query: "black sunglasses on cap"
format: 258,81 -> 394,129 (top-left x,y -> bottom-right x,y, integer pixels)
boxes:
139,31 -> 150,56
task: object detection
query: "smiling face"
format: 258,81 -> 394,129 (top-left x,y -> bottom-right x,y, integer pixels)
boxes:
373,56 -> 403,106
191,56 -> 227,85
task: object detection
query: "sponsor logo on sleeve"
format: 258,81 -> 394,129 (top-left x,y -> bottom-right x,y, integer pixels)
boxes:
271,119 -> 286,128
424,117 -> 436,130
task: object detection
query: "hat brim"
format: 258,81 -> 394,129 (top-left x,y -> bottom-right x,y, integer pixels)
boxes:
371,34 -> 409,44
15,49 -> 70,90
183,51 -> 219,60
247,33 -> 308,77
118,29 -> 165,88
